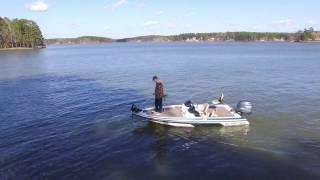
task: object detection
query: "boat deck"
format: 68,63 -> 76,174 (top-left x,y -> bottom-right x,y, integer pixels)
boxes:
145,106 -> 234,117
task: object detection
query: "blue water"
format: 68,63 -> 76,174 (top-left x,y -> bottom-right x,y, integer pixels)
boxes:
0,42 -> 320,179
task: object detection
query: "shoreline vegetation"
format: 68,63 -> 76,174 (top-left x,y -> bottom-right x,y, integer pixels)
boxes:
0,17 -> 45,50
45,36 -> 112,45
46,28 -> 320,45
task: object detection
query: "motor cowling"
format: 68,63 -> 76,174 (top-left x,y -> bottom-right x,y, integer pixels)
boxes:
236,101 -> 252,115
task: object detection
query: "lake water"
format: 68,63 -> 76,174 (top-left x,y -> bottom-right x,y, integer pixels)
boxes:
0,42 -> 320,179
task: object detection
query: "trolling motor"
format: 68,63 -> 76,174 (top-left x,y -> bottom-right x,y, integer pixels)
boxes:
131,104 -> 142,113
212,93 -> 224,105
218,94 -> 224,103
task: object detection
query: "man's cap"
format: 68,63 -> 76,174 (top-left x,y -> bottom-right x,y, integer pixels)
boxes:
152,76 -> 158,81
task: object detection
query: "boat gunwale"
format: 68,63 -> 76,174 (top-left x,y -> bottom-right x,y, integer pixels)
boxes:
134,113 -> 246,121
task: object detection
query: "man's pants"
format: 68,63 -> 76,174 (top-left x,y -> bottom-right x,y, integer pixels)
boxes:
155,98 -> 163,112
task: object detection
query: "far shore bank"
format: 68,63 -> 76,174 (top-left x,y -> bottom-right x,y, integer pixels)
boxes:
2,40 -> 320,50
45,30 -> 320,45
43,40 -> 320,47
0,47 -> 35,51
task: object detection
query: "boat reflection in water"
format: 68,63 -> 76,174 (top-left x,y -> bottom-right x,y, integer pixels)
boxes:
133,122 -> 250,141
132,122 -> 250,178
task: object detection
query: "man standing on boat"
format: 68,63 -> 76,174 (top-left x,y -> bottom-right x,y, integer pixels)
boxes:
152,76 -> 164,112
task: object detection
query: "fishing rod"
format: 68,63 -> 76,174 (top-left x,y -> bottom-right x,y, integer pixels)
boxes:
162,94 -> 168,112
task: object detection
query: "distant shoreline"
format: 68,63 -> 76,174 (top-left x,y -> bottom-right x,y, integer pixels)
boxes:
43,39 -> 320,46
2,40 -> 319,50
45,30 -> 320,45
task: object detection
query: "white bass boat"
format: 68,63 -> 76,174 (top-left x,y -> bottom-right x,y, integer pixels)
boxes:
131,95 -> 252,128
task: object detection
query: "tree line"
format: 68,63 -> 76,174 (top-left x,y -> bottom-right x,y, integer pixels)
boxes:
45,36 -> 113,45
118,27 -> 319,42
0,17 -> 45,49
169,28 -> 318,42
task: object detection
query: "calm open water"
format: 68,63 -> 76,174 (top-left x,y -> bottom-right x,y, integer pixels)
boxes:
0,42 -> 320,180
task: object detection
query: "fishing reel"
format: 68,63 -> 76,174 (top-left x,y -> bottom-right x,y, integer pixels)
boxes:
131,104 -> 142,113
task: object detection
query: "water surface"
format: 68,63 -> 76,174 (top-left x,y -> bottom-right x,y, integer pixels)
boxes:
0,42 -> 320,179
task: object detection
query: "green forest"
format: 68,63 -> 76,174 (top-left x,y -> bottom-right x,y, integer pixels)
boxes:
45,36 -> 113,45
169,28 -> 318,42
118,27 -> 319,42
0,17 -> 45,49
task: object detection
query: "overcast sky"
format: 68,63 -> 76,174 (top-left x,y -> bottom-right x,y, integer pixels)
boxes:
1,0 -> 319,38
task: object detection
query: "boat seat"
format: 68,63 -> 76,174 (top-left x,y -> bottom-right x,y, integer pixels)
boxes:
199,103 -> 210,117
209,107 -> 216,117
182,104 -> 196,118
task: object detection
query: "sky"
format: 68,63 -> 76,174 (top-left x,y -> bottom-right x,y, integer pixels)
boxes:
1,0 -> 320,39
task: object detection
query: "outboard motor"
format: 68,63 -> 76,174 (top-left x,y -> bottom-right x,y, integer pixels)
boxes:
236,101 -> 252,115
131,104 -> 142,113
